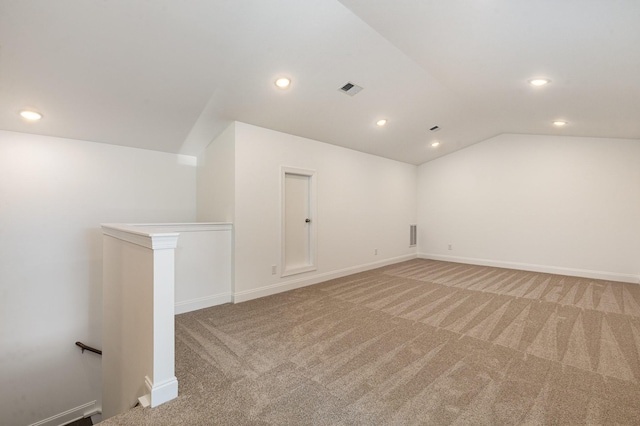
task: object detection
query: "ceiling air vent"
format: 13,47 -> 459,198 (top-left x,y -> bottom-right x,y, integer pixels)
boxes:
430,126 -> 440,132
339,81 -> 364,96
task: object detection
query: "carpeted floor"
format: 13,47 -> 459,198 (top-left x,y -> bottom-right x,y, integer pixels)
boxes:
100,259 -> 640,425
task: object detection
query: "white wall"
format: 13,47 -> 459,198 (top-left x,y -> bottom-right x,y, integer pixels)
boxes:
0,131 -> 196,426
130,223 -> 233,314
102,225 -> 180,419
197,122 -> 235,222
232,122 -> 417,299
417,133 -> 640,282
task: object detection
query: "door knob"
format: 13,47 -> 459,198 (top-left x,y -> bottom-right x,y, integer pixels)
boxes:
305,218 -> 311,223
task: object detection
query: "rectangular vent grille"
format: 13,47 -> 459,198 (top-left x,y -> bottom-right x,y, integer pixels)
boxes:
410,224 -> 417,247
339,81 -> 364,96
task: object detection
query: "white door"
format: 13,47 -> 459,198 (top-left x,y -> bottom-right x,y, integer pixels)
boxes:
282,168 -> 316,276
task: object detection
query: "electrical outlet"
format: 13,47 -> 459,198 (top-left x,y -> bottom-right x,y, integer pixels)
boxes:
448,244 -> 452,250
271,265 -> 277,275
374,248 -> 378,255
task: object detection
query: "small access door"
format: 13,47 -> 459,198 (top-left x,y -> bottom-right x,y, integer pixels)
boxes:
282,167 -> 316,276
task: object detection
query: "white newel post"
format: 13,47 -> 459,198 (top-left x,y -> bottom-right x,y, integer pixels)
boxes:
101,224 -> 180,419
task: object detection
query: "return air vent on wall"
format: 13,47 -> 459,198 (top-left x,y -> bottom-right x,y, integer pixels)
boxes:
339,81 -> 363,96
410,224 -> 417,247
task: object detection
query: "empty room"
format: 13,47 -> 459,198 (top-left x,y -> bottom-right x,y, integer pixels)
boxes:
1,1 -> 639,425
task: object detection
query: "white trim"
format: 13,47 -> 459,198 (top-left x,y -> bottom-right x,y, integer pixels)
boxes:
101,223 -> 232,250
138,394 -> 151,408
28,400 -> 97,426
175,292 -> 233,314
418,253 -> 640,284
234,254 -> 416,303
281,264 -> 317,277
145,375 -> 179,408
132,223 -> 232,232
101,225 -> 179,250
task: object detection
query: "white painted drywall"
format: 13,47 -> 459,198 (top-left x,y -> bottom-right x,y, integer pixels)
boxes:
174,226 -> 233,313
0,131 -> 196,426
232,122 -> 417,299
102,234 -> 156,418
417,133 -> 640,282
102,226 -> 179,419
197,122 -> 235,222
130,223 -> 233,314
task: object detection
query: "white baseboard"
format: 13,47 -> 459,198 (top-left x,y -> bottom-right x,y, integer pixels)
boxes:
28,400 -> 98,426
145,375 -> 178,408
418,253 -> 640,284
234,254 -> 417,303
175,292 -> 232,314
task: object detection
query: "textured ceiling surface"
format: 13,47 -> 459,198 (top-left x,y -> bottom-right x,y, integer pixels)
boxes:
1,0 -> 638,164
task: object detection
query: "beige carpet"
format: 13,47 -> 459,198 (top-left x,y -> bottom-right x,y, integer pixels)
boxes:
100,259 -> 640,425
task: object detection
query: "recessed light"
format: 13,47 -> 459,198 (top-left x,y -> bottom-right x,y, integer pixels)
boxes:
20,110 -> 43,121
553,120 -> 567,126
376,119 -> 387,127
275,77 -> 291,89
529,78 -> 550,87
431,141 -> 440,147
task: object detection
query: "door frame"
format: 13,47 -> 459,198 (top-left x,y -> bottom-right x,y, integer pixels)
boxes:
281,166 -> 317,277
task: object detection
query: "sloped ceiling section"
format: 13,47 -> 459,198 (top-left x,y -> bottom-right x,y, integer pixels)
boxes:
338,0 -> 640,143
1,0 -> 639,165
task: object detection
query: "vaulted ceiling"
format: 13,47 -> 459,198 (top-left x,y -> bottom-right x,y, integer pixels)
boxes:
1,0 -> 638,165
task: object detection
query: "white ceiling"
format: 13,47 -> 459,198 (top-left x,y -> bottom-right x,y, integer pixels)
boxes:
1,0 -> 638,165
